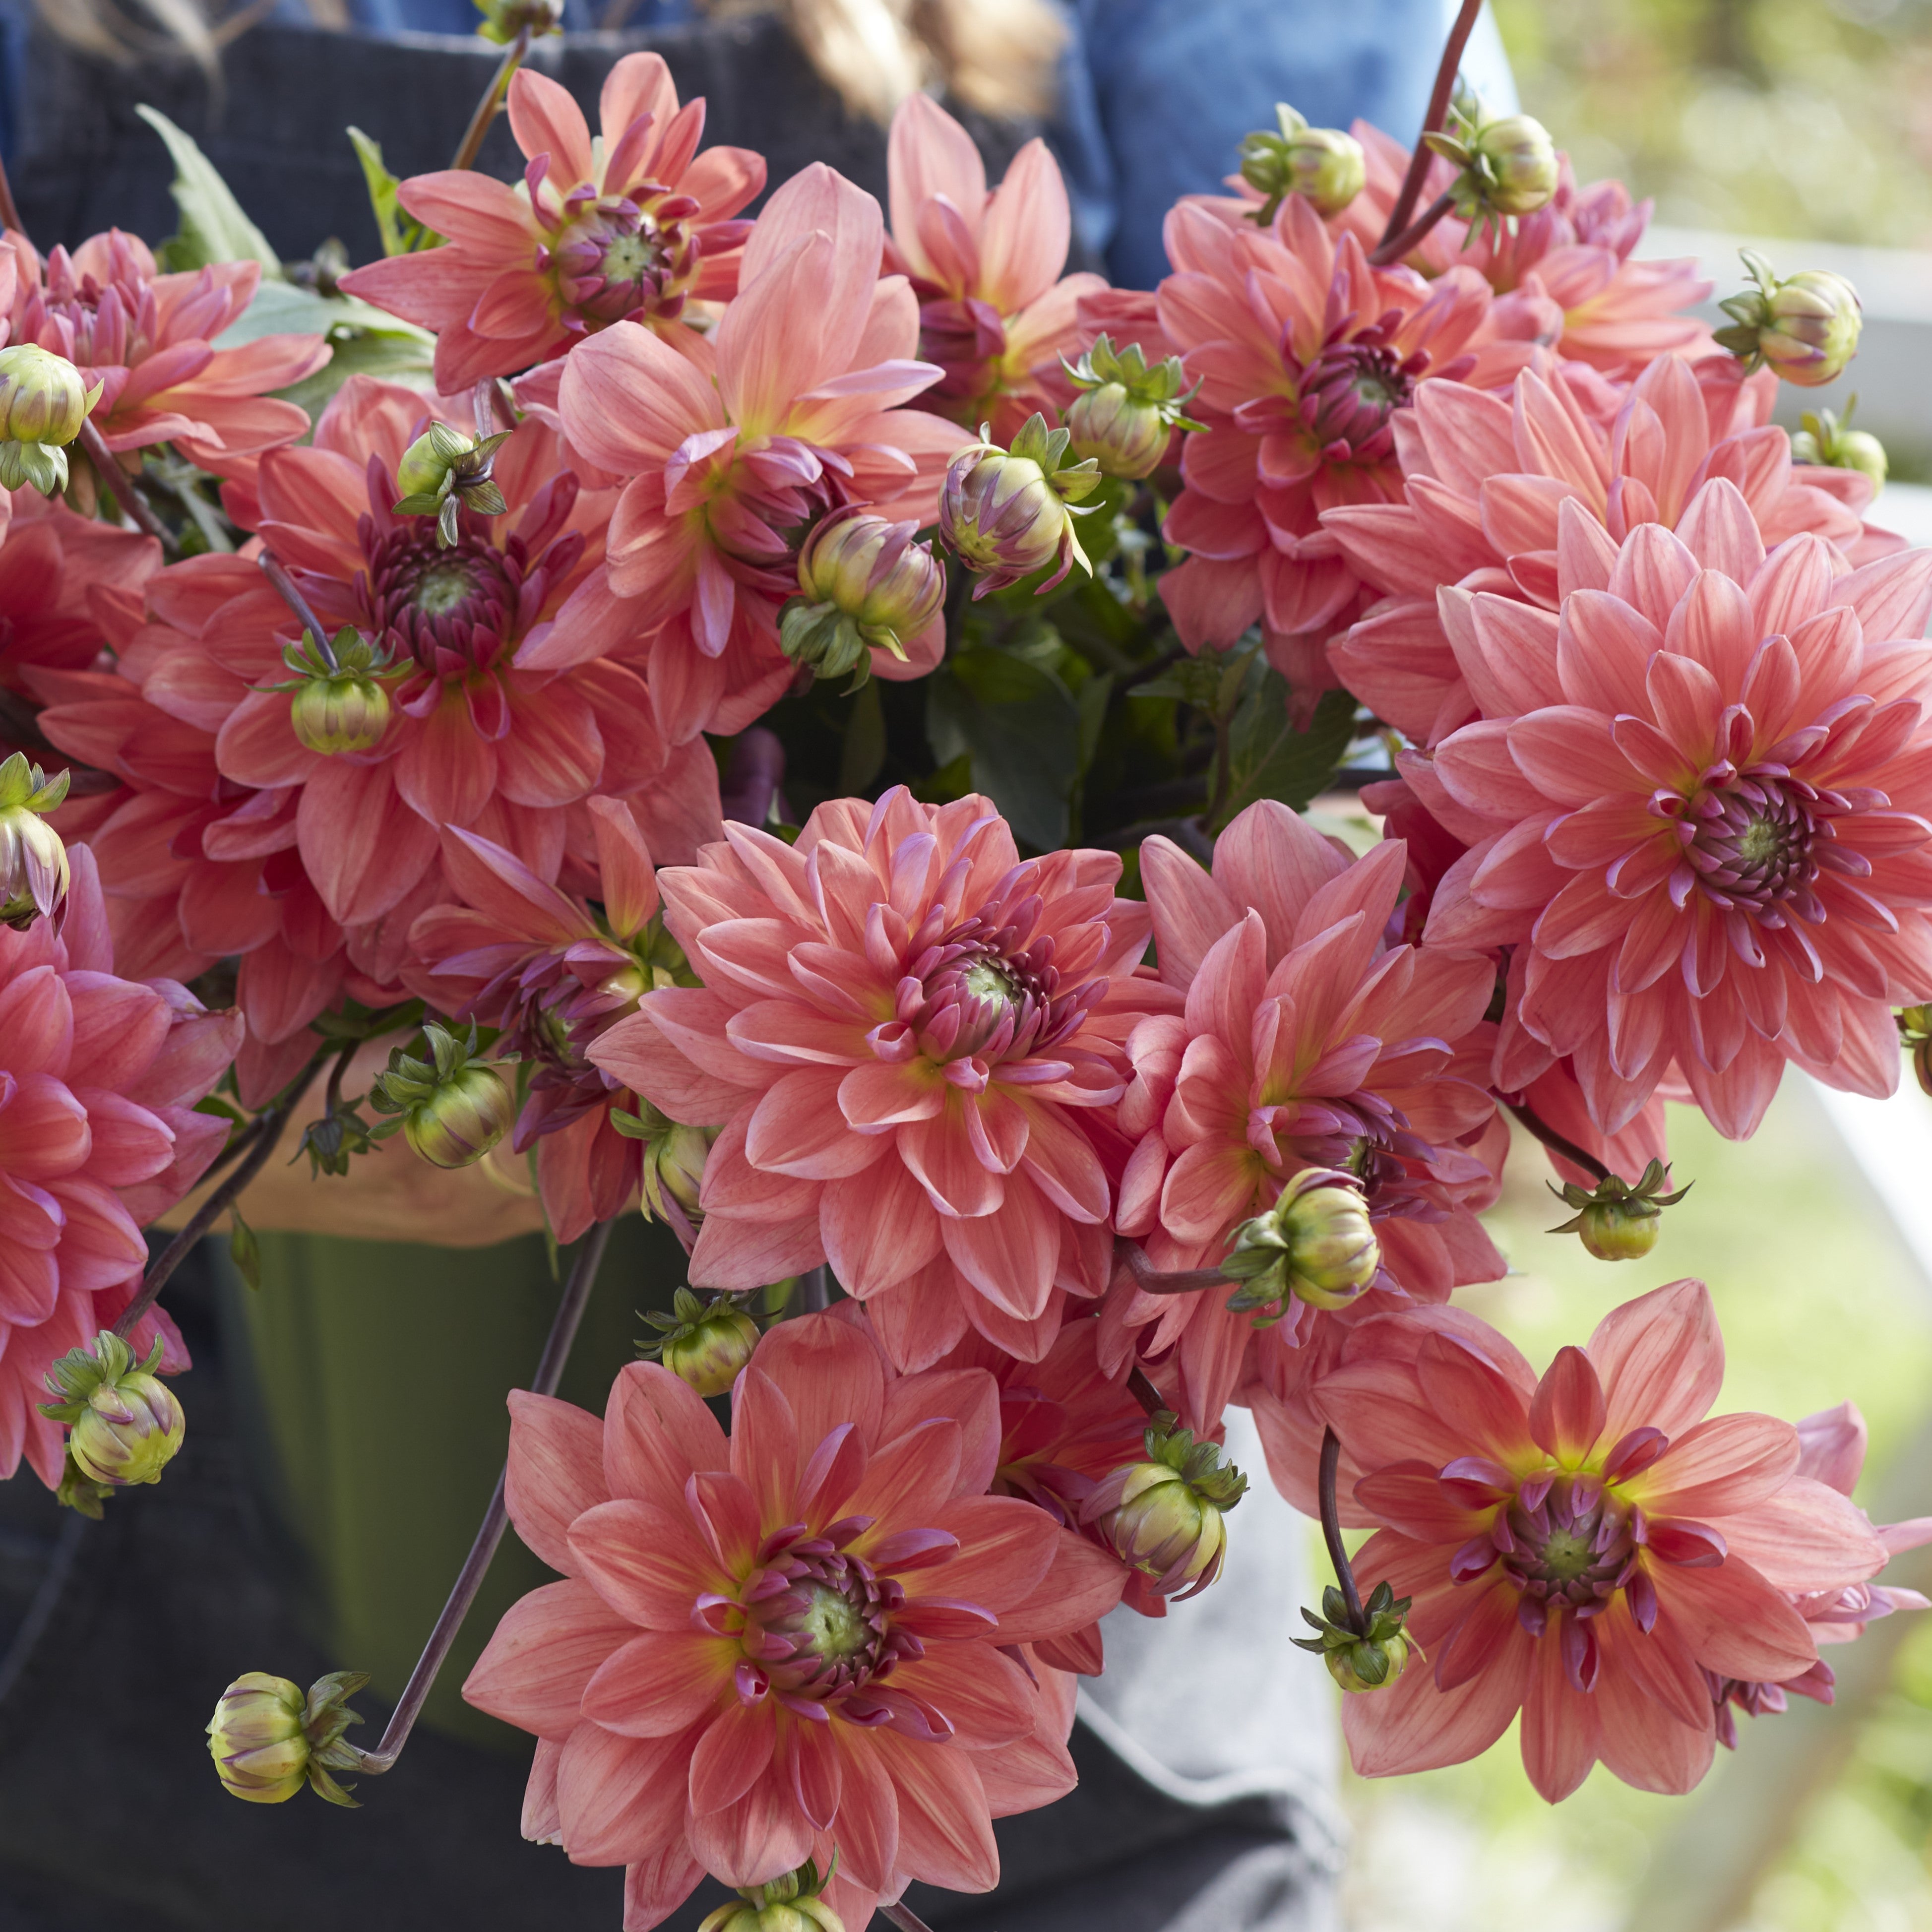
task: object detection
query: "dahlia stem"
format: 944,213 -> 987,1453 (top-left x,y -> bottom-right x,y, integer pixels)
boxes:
1502,1099 -> 1612,1185
450,23 -> 532,174
257,551 -> 341,672
1115,1238 -> 1231,1298
881,1904 -> 937,1932
1367,188 -> 1459,268
345,1216 -> 615,1775
1318,1426 -> 1369,1637
800,1264 -> 830,1313
114,1053 -> 329,1340
1377,0 -> 1483,249
0,150 -> 28,245
77,421 -> 175,552
1127,1366 -> 1166,1418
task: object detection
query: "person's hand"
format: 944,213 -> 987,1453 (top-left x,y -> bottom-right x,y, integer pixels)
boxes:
155,1039 -> 551,1249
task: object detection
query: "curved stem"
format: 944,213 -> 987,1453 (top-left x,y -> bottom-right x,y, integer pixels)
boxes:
77,421 -> 174,551
346,1217 -> 614,1775
1116,1238 -> 1231,1298
1368,188 -> 1459,268
1318,1426 -> 1368,1637
881,1904 -> 936,1932
1503,1098 -> 1612,1185
0,152 -> 27,246
257,551 -> 341,672
1126,1366 -> 1166,1418
1377,0 -> 1484,248
450,24 -> 532,173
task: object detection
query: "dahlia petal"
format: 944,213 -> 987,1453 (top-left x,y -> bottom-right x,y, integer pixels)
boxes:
567,1497 -> 724,1628
1342,1616 -> 1530,1776
861,1727 -> 998,1892
1528,1346 -> 1608,1464
829,1726 -> 901,1892
1518,1620 -> 1603,1803
844,1417 -> 962,1530
1588,1278 -> 1723,1441
940,1168 -> 1059,1318
1715,1475 -> 1889,1594
622,1846 -> 708,1932
892,1641 -> 1035,1750
991,1524 -> 1127,1642
1509,706 -> 1641,808
1140,834 -> 1239,988
1414,1331 -> 1540,1467
603,1361 -> 731,1512
557,1720 -> 694,1866
1648,1556 -> 1817,1683
751,1307 -> 889,1459
462,1578 -> 634,1741
1632,1412 -> 1800,1518
295,755 -> 438,924
690,1700 -> 778,1814
899,1107 -> 1006,1218
685,1762 -> 813,1889
747,1068 -> 890,1180
821,1151 -> 943,1297
504,1389 -> 610,1576
1433,1578 -> 1523,1692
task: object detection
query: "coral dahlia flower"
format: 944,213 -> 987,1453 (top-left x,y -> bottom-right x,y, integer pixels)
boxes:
2,229 -> 326,482
1106,799 -> 1504,1432
1319,1281 -> 1889,1801
465,1307 -> 1124,1926
1420,503 -> 1932,1137
1325,353 -> 1903,746
587,787 -> 1170,1370
1152,193 -> 1525,694
339,55 -> 764,394
0,846 -> 242,1487
883,93 -> 1106,442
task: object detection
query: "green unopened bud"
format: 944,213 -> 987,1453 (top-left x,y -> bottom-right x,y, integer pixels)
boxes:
0,345 -> 100,494
38,1330 -> 184,1489
1237,104 -> 1367,223
780,506 -> 946,689
392,418 -> 513,546
1085,1412 -> 1246,1600
1424,101 -> 1558,235
263,625 -> 395,755
473,0 -> 563,43
698,1859 -> 845,1932
1060,335 -> 1205,481
1905,1007 -> 1932,1098
369,1021 -> 515,1169
1221,1167 -> 1379,1318
939,413 -> 1102,597
614,1101 -> 714,1228
0,751 -> 70,930
1548,1157 -> 1690,1262
207,1669 -> 369,1806
1716,252 -> 1863,387
1792,398 -> 1886,492
639,1286 -> 760,1398
1293,1579 -> 1416,1693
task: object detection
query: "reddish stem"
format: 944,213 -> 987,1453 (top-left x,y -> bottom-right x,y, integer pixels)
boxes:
450,24 -> 532,173
1367,188 -> 1458,268
77,420 -> 173,549
1115,1238 -> 1231,1298
257,551 -> 341,672
1502,1098 -> 1612,1185
1377,0 -> 1485,249
1319,1426 -> 1369,1637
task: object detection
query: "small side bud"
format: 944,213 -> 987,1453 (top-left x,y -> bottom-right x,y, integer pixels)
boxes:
473,0 -> 564,44
1237,104 -> 1367,223
38,1330 -> 185,1489
1904,1006 -> 1932,1097
1083,1412 -> 1246,1601
697,1858 -> 846,1932
392,419 -> 513,547
939,414 -> 1102,597
1292,1579 -> 1417,1693
264,626 -> 394,755
1221,1168 -> 1380,1318
207,1669 -> 370,1807
1060,335 -> 1206,481
779,506 -> 946,689
0,344 -> 101,495
1423,100 -> 1558,235
1792,397 -> 1885,492
1716,252 -> 1863,387
1548,1157 -> 1691,1261
613,1101 -> 714,1234
369,1022 -> 515,1169
0,751 -> 70,930
639,1286 -> 760,1398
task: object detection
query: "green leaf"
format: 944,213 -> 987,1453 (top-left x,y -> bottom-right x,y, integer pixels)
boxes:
135,106 -> 280,277
926,644 -> 1083,850
347,126 -> 442,258
1210,678 -> 1358,832
229,1207 -> 262,1292
211,278 -> 429,350
271,327 -> 437,427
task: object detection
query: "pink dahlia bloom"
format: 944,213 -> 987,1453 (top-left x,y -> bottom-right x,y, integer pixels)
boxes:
1332,129 -> 1712,376
339,56 -> 764,393
465,1307 -> 1124,1927
883,93 -> 1107,442
588,787 -> 1170,1370
534,165 -> 973,744
2,229 -> 326,483
1105,799 -> 1504,1432
1153,193 -> 1525,704
1319,1280 -> 1888,1801
0,847 -> 242,1486
1418,502 -> 1932,1137
1325,353 -> 1902,746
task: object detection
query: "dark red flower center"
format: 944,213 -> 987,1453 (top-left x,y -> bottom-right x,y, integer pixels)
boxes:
553,192 -> 699,328
1679,769 -> 1828,918
368,528 -> 518,678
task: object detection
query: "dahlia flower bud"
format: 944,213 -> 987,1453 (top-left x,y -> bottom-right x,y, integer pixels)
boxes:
1084,1413 -> 1246,1601
0,343 -> 100,495
614,1101 -> 714,1228
1061,335 -> 1205,481
1237,103 -> 1367,222
1793,399 -> 1886,491
473,0 -> 563,42
1548,1157 -> 1690,1261
0,751 -> 70,931
939,412 -> 1102,597
1293,1579 -> 1416,1693
369,1022 -> 515,1169
779,506 -> 946,688
698,1860 -> 845,1932
265,625 -> 394,755
638,1286 -> 760,1398
1424,100 -> 1558,232
393,418 -> 513,547
207,1669 -> 369,1807
1716,252 -> 1863,387
1904,1007 -> 1932,1097
38,1331 -> 185,1489
1221,1168 -> 1380,1318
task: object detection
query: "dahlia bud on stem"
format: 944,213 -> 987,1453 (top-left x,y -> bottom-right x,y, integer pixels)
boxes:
1084,1412 -> 1246,1600
1238,104 -> 1367,223
1221,1168 -> 1380,1319
0,343 -> 100,494
778,506 -> 946,689
473,0 -> 561,44
1060,335 -> 1205,481
393,420 -> 513,547
1407,94 -> 1558,251
939,413 -> 1103,597
1298,1424 -> 1416,1690
698,1856 -> 846,1932
38,1331 -> 185,1497
263,626 -> 395,755
637,1286 -> 759,1398
1793,396 -> 1886,491
611,1100 -> 715,1236
1547,1157 -> 1690,1261
1902,1005 -> 1932,1097
369,1021 -> 515,1169
0,751 -> 70,930
207,1670 -> 369,1806
1716,250 -> 1863,387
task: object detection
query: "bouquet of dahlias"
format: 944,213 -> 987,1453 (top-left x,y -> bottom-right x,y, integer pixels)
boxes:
6,2 -> 1932,1924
